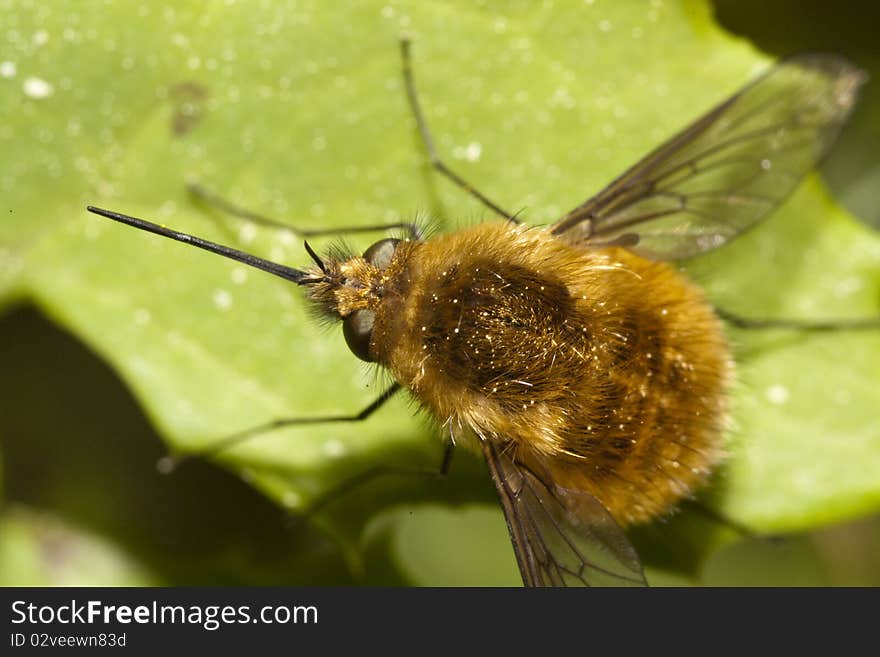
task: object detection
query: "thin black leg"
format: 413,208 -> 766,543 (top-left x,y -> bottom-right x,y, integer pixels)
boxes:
681,499 -> 765,541
302,441 -> 456,517
717,307 -> 880,332
188,182 -> 423,239
399,37 -> 517,223
158,383 -> 402,473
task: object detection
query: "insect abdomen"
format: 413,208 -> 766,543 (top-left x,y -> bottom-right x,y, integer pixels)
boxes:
379,222 -> 731,525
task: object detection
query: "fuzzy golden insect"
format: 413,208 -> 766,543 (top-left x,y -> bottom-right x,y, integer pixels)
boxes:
88,42 -> 865,586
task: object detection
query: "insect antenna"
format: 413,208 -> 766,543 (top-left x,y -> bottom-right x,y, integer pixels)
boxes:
303,239 -> 329,275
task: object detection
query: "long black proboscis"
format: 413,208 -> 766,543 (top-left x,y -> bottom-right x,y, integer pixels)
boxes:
87,206 -> 316,285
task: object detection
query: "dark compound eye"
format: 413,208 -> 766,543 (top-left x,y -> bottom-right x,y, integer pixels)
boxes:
362,238 -> 400,270
343,309 -> 376,362
343,239 -> 399,362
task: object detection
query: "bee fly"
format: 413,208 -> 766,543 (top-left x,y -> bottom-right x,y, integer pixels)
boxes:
88,40 -> 872,586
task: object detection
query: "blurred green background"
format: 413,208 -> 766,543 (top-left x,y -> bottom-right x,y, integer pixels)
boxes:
1,0 -> 879,586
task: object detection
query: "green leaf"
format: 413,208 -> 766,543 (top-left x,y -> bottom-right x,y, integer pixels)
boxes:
3,0 -> 879,585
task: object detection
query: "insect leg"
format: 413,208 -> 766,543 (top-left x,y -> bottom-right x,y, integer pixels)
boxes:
399,37 -> 517,223
158,383 -> 402,473
188,182 -> 423,239
679,499 -> 765,541
300,441 -> 455,518
716,307 -> 880,332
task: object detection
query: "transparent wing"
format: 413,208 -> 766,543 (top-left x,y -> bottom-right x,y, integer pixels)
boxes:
550,54 -> 865,260
481,439 -> 646,587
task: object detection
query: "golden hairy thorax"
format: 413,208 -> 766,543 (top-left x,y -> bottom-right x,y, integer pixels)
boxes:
313,221 -> 732,526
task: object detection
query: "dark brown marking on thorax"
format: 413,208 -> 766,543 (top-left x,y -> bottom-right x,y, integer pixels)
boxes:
417,258 -> 575,407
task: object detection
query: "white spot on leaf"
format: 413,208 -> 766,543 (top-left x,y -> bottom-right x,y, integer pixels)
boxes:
212,289 -> 233,311
23,76 -> 54,99
323,439 -> 347,458
133,308 -> 151,325
453,141 -> 482,162
765,384 -> 790,405
230,267 -> 248,285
